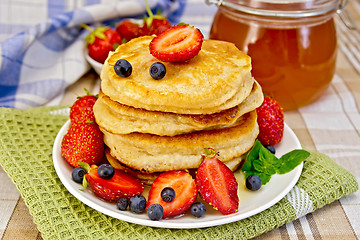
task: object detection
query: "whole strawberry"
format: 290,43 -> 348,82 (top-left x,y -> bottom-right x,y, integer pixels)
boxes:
116,20 -> 143,42
83,25 -> 122,64
256,96 -> 284,145
61,121 -> 104,168
142,1 -> 172,36
70,89 -> 97,124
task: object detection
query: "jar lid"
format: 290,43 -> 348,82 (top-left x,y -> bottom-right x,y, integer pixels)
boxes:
205,0 -> 348,18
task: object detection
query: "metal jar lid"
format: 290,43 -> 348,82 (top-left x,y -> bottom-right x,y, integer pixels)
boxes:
205,0 -> 357,29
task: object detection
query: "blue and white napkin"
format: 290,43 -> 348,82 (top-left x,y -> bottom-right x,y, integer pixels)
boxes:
0,0 -> 186,109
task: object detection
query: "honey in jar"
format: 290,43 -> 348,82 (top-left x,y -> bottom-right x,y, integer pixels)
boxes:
208,0 -> 349,110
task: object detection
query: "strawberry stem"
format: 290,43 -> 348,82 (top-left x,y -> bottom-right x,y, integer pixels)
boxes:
84,88 -> 91,96
79,24 -> 93,33
203,148 -> 217,158
144,0 -> 154,27
78,162 -> 91,172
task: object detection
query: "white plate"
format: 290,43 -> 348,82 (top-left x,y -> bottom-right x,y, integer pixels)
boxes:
53,120 -> 303,229
85,49 -> 103,75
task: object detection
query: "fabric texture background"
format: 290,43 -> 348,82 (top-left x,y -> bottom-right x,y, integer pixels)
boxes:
0,0 -> 186,109
0,106 -> 358,240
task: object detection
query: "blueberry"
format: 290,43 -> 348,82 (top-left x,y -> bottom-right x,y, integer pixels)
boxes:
117,197 -> 129,211
114,59 -> 132,77
149,62 -> 166,80
72,167 -> 87,183
161,187 -> 175,202
246,175 -> 262,191
147,204 -> 164,221
98,164 -> 115,179
264,145 -> 276,154
190,202 -> 206,218
129,195 -> 146,213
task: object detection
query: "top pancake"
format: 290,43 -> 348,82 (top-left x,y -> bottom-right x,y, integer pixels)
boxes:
94,80 -> 263,136
100,36 -> 254,114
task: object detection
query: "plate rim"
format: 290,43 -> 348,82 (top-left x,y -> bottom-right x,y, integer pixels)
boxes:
53,120 -> 303,229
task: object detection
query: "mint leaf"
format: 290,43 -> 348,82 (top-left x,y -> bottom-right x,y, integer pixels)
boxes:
259,146 -> 278,166
276,149 -> 310,174
246,171 -> 271,185
247,140 -> 263,162
242,140 -> 263,171
253,158 -> 276,176
241,159 -> 253,172
257,172 -> 272,185
242,140 -> 310,186
252,159 -> 264,172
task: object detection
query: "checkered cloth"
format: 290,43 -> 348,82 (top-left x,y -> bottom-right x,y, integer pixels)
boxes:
0,0 -> 188,109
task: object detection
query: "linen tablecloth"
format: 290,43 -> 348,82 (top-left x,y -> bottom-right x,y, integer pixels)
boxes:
1,0 -> 360,239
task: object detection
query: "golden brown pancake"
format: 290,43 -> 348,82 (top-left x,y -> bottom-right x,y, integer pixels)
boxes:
105,148 -> 245,185
101,111 -> 258,173
100,36 -> 255,114
94,81 -> 263,136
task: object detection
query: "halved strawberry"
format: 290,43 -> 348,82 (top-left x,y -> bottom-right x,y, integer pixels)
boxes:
146,170 -> 197,218
69,89 -> 98,124
149,25 -> 203,62
196,149 -> 239,215
85,165 -> 144,202
256,96 -> 284,145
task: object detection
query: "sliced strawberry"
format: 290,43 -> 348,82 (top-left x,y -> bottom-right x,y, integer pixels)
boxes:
85,166 -> 144,202
116,20 -> 142,42
61,121 -> 104,168
256,96 -> 284,145
196,149 -> 239,215
70,89 -> 98,124
147,170 -> 197,218
149,25 -> 203,62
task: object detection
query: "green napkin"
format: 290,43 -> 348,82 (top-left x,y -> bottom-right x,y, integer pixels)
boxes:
0,107 -> 358,240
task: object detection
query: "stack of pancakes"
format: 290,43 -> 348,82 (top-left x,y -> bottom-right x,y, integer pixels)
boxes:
93,36 -> 264,184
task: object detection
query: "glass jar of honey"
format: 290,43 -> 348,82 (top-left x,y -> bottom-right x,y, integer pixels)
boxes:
207,0 -> 354,110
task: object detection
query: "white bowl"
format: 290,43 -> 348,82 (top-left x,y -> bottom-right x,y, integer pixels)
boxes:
85,49 -> 104,75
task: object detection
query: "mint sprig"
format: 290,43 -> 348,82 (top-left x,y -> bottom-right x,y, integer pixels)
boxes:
242,140 -> 310,185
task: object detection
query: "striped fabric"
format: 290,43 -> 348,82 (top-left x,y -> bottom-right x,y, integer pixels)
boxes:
0,0 -> 360,239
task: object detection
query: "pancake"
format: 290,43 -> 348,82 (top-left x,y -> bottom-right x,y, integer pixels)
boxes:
101,110 -> 258,173
100,36 -> 254,114
105,148 -> 245,185
94,81 -> 263,136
